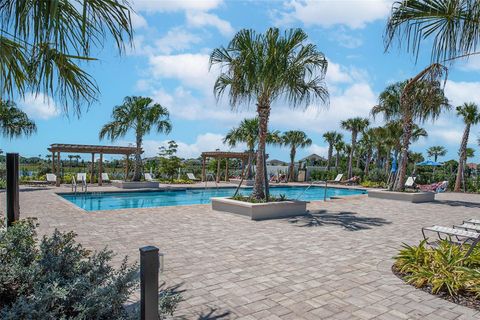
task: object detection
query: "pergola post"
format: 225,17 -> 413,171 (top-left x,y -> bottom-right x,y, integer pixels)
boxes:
91,153 -> 95,184
51,151 -> 56,174
225,159 -> 229,182
98,153 -> 103,186
201,155 -> 206,182
125,154 -> 129,181
216,157 -> 221,183
56,152 -> 61,187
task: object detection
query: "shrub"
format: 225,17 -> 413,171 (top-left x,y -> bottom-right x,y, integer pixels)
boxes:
360,180 -> 386,188
367,168 -> 387,183
0,179 -> 6,189
309,170 -> 338,181
0,219 -> 181,319
394,240 -> 480,297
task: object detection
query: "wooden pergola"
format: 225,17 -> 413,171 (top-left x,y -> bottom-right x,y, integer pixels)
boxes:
48,143 -> 139,187
201,151 -> 253,182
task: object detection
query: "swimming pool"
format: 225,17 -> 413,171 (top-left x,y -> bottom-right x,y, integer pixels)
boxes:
60,186 -> 367,211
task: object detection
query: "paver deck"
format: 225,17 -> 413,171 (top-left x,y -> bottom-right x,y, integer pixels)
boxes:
4,184 -> 480,319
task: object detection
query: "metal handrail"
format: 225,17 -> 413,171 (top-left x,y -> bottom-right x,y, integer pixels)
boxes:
71,176 -> 77,193
204,173 -> 218,189
81,178 -> 88,193
296,180 -> 328,201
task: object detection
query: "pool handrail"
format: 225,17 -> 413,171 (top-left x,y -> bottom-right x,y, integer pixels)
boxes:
296,180 -> 328,201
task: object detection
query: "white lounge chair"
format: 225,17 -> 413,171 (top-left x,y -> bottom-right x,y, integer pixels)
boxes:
405,176 -> 416,188
329,174 -> 343,183
186,173 -> 200,181
46,173 -> 57,184
101,173 -> 110,183
144,173 -> 155,181
77,173 -> 87,183
422,225 -> 480,257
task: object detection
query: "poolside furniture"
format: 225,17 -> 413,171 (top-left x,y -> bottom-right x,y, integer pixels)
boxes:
46,173 -> 57,184
466,219 -> 480,225
186,173 -> 200,181
329,174 -> 343,183
405,176 -> 416,189
144,173 -> 155,181
422,225 -> 480,257
101,173 -> 110,183
418,180 -> 448,193
341,176 -> 360,185
77,173 -> 87,183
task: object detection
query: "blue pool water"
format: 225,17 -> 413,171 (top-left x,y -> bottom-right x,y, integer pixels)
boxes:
60,186 -> 366,211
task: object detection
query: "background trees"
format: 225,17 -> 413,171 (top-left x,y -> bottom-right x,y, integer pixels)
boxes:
427,146 -> 447,162
340,117 -> 369,178
281,131 -> 312,182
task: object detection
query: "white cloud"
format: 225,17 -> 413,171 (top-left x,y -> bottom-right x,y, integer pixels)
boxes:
132,0 -> 223,13
428,128 -> 463,144
307,144 -> 329,157
131,11 -> 148,29
186,11 -> 234,36
154,28 -> 202,54
332,31 -> 363,49
139,133 -> 242,159
458,56 -> 480,71
444,80 -> 480,106
276,0 -> 393,29
20,93 -> 60,120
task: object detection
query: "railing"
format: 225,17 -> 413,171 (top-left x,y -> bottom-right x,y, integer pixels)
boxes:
296,180 -> 328,201
71,176 -> 77,193
204,173 -> 218,189
81,177 -> 87,193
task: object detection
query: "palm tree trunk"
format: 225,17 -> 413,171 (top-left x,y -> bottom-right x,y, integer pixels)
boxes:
327,145 -> 332,171
348,132 -> 356,178
252,104 -> 270,199
385,148 -> 391,174
288,147 -> 296,182
393,116 -> 413,191
364,150 -> 371,175
335,150 -> 339,171
133,133 -> 143,181
376,147 -> 382,168
356,151 -> 361,169
454,124 -> 470,192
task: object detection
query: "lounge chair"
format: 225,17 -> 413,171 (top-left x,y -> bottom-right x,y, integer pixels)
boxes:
77,173 -> 87,183
186,173 -> 200,181
46,173 -> 57,184
101,173 -> 110,183
405,176 -> 416,189
144,173 -> 155,181
418,180 -> 448,193
422,225 -> 480,257
328,174 -> 343,183
341,176 -> 360,185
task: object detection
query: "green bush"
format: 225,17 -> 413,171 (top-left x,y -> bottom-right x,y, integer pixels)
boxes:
366,168 -> 387,183
360,180 -> 386,188
394,240 -> 480,297
309,170 -> 338,181
0,219 -> 181,319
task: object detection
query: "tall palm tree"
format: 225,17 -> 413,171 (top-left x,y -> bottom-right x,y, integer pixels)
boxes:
323,131 -> 342,171
99,96 -> 171,181
223,117 -> 281,179
334,137 -> 345,171
0,100 -> 36,140
360,128 -> 375,175
210,28 -> 329,199
370,126 -> 387,169
340,117 -> 369,178
281,131 -> 312,182
372,74 -> 449,191
0,0 -> 133,114
454,102 -> 480,191
427,146 -> 447,162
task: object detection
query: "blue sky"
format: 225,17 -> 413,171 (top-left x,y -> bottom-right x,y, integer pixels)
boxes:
5,0 -> 480,163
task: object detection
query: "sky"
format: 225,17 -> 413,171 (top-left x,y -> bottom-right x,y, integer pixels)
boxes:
4,0 -> 480,163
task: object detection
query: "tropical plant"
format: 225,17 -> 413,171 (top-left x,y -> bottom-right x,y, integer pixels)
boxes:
427,146 -> 447,162
223,117 -> 281,179
333,136 -> 345,171
0,218 -> 181,319
158,141 -> 183,182
359,128 -> 375,175
0,0 -> 133,114
340,117 -> 369,178
99,96 -> 172,181
454,102 -> 480,191
281,131 -> 312,182
370,126 -> 387,169
372,73 -> 450,191
323,131 -> 342,171
210,28 -> 329,199
0,100 -> 36,140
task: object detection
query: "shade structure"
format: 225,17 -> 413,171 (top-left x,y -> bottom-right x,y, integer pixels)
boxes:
416,160 -> 443,167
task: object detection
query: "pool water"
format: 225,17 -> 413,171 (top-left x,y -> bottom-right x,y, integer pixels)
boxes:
60,186 -> 367,211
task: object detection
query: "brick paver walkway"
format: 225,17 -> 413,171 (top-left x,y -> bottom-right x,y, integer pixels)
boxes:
5,185 -> 480,319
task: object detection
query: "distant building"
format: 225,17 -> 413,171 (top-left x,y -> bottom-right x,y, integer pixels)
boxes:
266,159 -> 288,166
299,154 -> 326,166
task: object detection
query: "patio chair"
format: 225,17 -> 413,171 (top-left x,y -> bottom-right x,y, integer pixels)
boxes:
144,173 -> 155,181
405,176 -> 416,189
422,225 -> 480,257
436,181 -> 449,193
46,173 -> 57,184
466,219 -> 480,225
101,173 -> 110,183
77,173 -> 87,183
328,174 -> 343,183
186,173 -> 200,181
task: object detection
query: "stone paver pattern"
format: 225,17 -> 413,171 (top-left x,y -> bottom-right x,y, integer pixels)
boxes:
4,184 -> 480,319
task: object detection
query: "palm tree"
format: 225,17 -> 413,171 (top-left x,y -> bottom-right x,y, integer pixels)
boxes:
323,131 -> 342,171
340,117 -> 369,178
99,96 -> 172,181
372,74 -> 449,191
360,128 -> 375,175
454,102 -> 480,191
427,146 -> 447,162
334,137 -> 345,171
210,28 -> 329,199
0,0 -> 133,114
223,117 -> 281,179
0,100 -> 36,140
281,131 -> 312,182
370,126 -> 387,169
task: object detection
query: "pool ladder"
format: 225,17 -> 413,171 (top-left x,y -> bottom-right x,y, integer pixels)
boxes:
71,176 -> 88,194
204,173 -> 218,189
296,180 -> 328,201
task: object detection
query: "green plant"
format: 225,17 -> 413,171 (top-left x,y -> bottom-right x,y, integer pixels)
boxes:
158,141 -> 183,181
0,218 -> 181,319
0,179 -> 6,189
367,168 -> 387,183
231,193 -> 288,203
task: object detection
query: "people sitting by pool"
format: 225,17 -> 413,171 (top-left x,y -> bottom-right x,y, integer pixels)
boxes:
343,176 -> 360,185
417,180 -> 448,193
269,173 -> 287,183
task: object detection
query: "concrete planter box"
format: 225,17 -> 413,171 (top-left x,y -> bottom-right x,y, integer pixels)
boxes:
211,197 -> 307,220
229,179 -> 254,186
368,189 -> 435,203
112,181 -> 158,189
